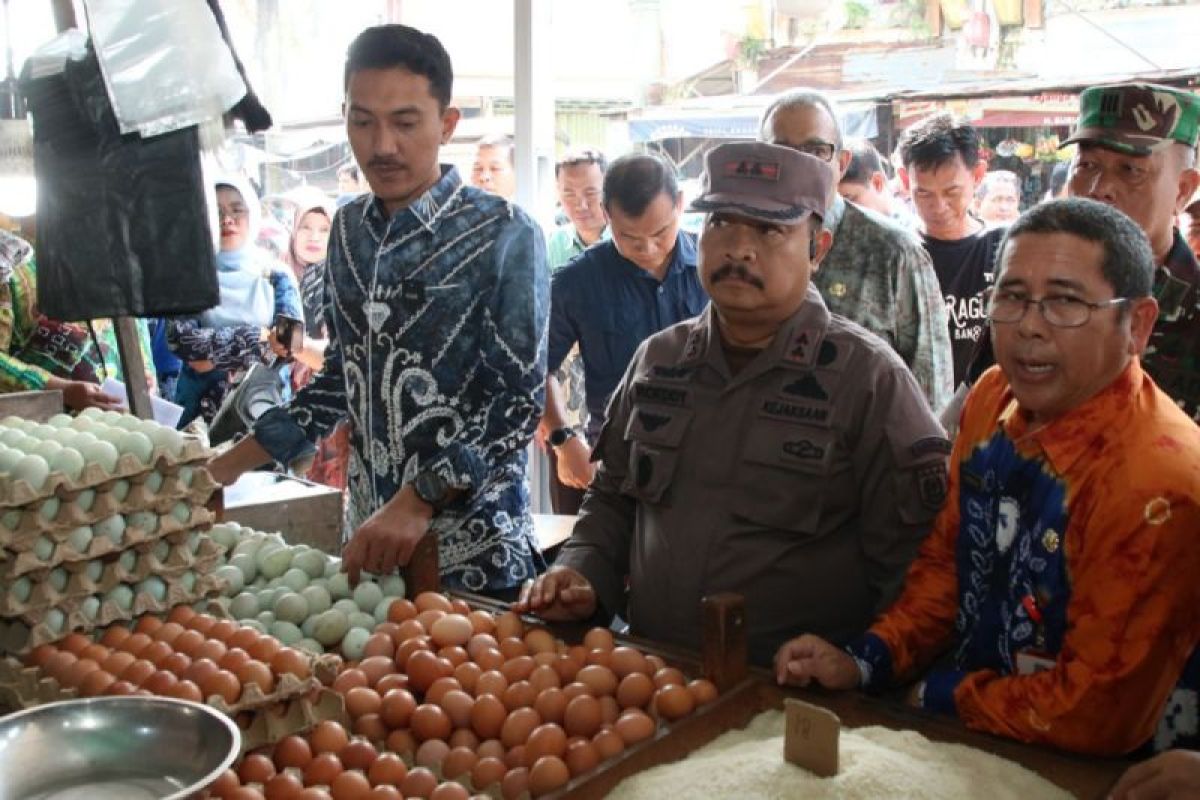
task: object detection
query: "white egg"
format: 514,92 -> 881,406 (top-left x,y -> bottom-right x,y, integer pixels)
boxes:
180,571 -> 197,592
116,431 -> 153,465
146,426 -> 183,457
186,530 -> 200,554
169,501 -> 190,525
78,407 -> 106,420
84,560 -> 103,583
215,565 -> 244,595
66,525 -> 93,553
0,446 -> 22,473
80,440 -> 119,474
111,480 -> 130,502
79,596 -> 100,620
44,608 -> 66,634
33,535 -> 54,561
0,415 -> 26,427
93,515 -> 126,546
32,424 -> 58,440
177,465 -> 195,487
1,509 -> 20,531
143,471 -> 164,493
66,430 -> 98,449
29,439 -> 61,462
0,428 -> 24,448
47,413 -> 73,428
104,584 -> 134,610
38,497 -> 60,522
48,567 -> 68,592
100,410 -> 123,423
136,576 -> 167,602
12,454 -> 49,489
48,447 -> 85,481
117,549 -> 137,572
11,575 -> 31,602
152,539 -> 170,561
10,434 -> 38,452
127,510 -> 157,534
113,415 -> 142,431
75,489 -> 96,512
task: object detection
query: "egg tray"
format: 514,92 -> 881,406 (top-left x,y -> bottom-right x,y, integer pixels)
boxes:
7,571 -> 227,653
0,436 -> 211,508
0,533 -> 226,616
0,505 -> 215,577
0,658 -> 346,755
0,467 -> 218,543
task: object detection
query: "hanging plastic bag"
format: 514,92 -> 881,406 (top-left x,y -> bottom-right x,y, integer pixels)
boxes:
80,0 -> 246,138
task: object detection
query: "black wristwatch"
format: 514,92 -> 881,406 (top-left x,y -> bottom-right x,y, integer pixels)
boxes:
548,427 -> 578,448
412,471 -> 451,510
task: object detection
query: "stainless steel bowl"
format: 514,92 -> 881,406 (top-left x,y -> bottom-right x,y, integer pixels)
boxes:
0,696 -> 240,800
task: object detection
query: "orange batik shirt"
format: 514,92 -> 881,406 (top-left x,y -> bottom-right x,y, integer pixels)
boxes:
845,359 -> 1200,756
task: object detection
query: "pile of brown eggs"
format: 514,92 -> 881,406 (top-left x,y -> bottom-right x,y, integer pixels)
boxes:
210,592 -> 720,799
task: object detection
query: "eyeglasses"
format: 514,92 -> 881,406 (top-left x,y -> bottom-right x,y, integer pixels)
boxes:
793,140 -> 837,162
987,290 -> 1129,328
218,207 -> 249,221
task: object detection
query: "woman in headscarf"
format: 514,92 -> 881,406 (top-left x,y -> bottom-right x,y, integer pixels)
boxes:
271,189 -> 351,493
168,173 -> 302,428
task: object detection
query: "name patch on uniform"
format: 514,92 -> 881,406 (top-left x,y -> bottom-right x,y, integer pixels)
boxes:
760,399 -> 829,425
633,383 -> 690,407
781,373 -> 828,401
651,365 -> 694,381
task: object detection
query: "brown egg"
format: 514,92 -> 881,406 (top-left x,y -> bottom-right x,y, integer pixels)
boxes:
357,654 -> 395,685
653,684 -> 694,721
200,668 -> 242,705
393,637 -> 430,671
616,673 -> 655,709
60,657 -> 98,689
406,651 -> 453,694
500,707 -> 541,748
119,658 -> 156,687
493,611 -> 524,642
528,755 -> 570,797
437,646 -> 468,667
500,656 -> 535,685
209,768 -> 239,797
564,739 -> 600,777
311,720 -> 351,755
440,745 -> 477,779
304,752 -> 344,786
439,689 -> 474,728
333,668 -> 369,695
78,643 -> 111,664
187,613 -> 217,635
119,632 -> 153,657
563,695 -> 602,738
414,592 -> 453,613
353,713 -> 389,743
599,696 -> 621,725
415,739 -> 449,770
183,657 -> 220,687
473,648 -> 505,673
415,609 -> 447,632
248,635 -> 282,665
576,665 -> 617,697
237,660 -> 276,695
425,676 -> 463,705
468,610 -> 496,635
500,766 -> 529,800
153,621 -> 185,644
471,756 -> 507,791
219,647 -> 251,674
362,633 -> 395,661
532,651 -> 558,669
174,629 -> 207,657
271,648 -> 311,681
167,679 -> 203,703
165,605 -> 195,625
345,686 -> 382,719
395,619 -> 427,642
141,640 -> 174,668
533,687 -> 567,725
207,619 -> 239,642
430,614 -> 473,648
524,723 -> 568,763
340,738 -> 378,771
367,752 -> 407,787
430,782 -> 469,800
466,633 -> 500,660
100,650 -> 136,677
264,771 -> 304,800
400,766 -> 438,799
330,768 -> 371,800
80,668 -> 116,697
374,622 -> 403,646
498,637 -> 527,661
614,709 -> 656,745
582,628 -> 614,652
365,788 -> 399,800
193,638 -> 227,665
584,648 -> 611,668
527,664 -> 560,695
608,647 -> 650,678
134,616 -> 163,635
470,694 -> 507,739
453,661 -> 482,693
105,680 -> 137,696
42,650 -> 77,684
592,728 -> 625,759
240,752 -> 277,784
156,651 -> 189,677
273,735 -> 313,770
226,627 -> 261,653
448,728 -> 479,750
523,628 -> 556,656
386,598 -> 418,624
653,666 -> 686,689
380,688 -> 417,729
384,728 -> 416,758
473,670 -> 508,699
411,703 -> 452,742
502,680 -> 536,712
562,682 -> 591,701
99,626 -> 133,649
645,653 -> 667,672
375,673 -> 409,695
687,678 -> 719,706
24,644 -> 55,668
476,739 -> 506,760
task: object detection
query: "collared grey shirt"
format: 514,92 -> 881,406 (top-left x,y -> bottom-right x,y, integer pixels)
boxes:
556,289 -> 950,665
818,196 -> 954,413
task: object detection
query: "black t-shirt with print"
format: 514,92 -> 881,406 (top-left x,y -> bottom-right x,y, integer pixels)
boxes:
923,226 -> 1006,386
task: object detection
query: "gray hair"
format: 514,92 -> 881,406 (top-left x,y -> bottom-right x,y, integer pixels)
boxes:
999,197 -> 1154,299
976,170 -> 1020,202
758,89 -> 843,150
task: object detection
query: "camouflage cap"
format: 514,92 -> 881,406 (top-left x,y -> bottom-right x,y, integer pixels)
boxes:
1061,83 -> 1200,156
690,141 -> 830,225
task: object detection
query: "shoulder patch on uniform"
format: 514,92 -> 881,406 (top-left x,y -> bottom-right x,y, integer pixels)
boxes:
817,339 -> 840,367
917,462 -> 949,510
910,436 -> 952,459
781,373 -> 828,401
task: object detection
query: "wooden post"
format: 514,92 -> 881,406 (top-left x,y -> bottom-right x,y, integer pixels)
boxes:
50,0 -> 154,421
701,593 -> 748,692
403,532 -> 440,598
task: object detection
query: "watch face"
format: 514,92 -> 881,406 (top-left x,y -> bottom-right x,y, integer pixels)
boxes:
415,472 -> 448,506
549,428 -> 574,447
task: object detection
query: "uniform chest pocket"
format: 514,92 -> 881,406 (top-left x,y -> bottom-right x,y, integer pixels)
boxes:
620,405 -> 692,504
730,423 -> 834,534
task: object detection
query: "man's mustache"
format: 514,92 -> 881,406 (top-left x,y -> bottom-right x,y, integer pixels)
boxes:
710,262 -> 764,289
368,157 -> 403,169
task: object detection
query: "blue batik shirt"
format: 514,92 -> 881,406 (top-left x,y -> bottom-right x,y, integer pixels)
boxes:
254,165 -> 549,593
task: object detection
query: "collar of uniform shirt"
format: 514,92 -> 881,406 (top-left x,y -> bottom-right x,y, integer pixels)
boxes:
358,164 -> 465,235
998,358 -> 1142,475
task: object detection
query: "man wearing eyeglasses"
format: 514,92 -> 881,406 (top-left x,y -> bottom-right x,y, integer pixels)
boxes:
760,91 -> 954,413
774,198 -> 1200,757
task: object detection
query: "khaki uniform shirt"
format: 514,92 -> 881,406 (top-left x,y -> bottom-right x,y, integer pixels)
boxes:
557,289 -> 950,665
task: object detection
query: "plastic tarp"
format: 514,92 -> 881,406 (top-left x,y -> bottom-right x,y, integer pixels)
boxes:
628,106 -> 879,142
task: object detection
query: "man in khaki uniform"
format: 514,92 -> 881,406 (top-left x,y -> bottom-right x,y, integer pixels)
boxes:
516,142 -> 949,664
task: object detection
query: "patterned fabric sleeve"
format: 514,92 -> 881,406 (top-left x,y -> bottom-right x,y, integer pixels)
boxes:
423,212 -> 549,493
0,280 -> 51,392
269,268 -> 304,321
895,245 -> 956,412
165,318 -> 266,372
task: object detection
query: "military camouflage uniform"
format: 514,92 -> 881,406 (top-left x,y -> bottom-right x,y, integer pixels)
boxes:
816,195 -> 954,412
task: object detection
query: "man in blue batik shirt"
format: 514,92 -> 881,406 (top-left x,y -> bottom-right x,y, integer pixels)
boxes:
209,24 -> 549,598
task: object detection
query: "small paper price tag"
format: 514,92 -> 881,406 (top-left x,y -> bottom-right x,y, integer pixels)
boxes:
783,698 -> 840,777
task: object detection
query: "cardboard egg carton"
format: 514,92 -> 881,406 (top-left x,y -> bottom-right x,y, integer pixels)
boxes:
10,571 -> 226,652
0,436 -> 211,508
237,687 -> 347,755
0,533 -> 226,616
0,506 -> 214,576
